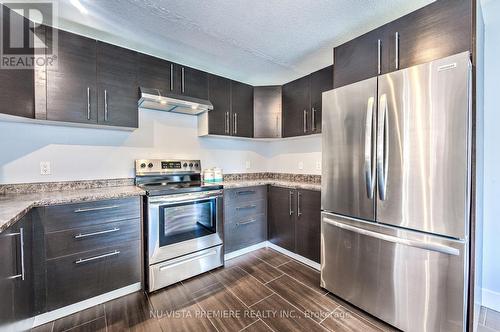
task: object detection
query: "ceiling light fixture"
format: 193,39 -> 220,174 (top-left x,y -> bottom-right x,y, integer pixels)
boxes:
70,0 -> 88,15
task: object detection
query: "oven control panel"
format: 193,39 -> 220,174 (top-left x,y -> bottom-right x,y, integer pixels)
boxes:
135,159 -> 201,174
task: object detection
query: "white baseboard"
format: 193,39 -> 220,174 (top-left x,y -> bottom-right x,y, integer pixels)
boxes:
266,242 -> 321,271
482,288 -> 500,312
32,282 -> 142,328
224,242 -> 267,260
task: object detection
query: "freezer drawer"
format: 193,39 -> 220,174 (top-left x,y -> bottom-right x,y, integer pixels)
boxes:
320,212 -> 467,332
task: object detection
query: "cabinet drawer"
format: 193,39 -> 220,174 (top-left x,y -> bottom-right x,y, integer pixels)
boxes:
46,240 -> 141,311
45,219 -> 141,259
43,197 -> 141,232
224,186 -> 267,206
224,213 -> 267,253
224,199 -> 266,222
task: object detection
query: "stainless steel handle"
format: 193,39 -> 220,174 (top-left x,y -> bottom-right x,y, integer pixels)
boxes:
236,204 -> 257,210
377,94 -> 389,201
303,109 -> 307,133
297,192 -> 302,216
237,190 -> 255,195
87,87 -> 91,120
181,67 -> 185,93
311,108 -> 316,132
74,205 -> 120,213
377,39 -> 382,75
233,113 -> 238,135
159,250 -> 217,271
170,64 -> 174,91
6,228 -> 26,280
275,115 -> 279,137
289,190 -> 294,216
104,89 -> 108,121
323,217 -> 460,256
395,32 -> 400,70
237,218 -> 257,226
225,112 -> 230,134
75,250 -> 120,264
364,96 -> 376,199
74,227 -> 120,239
148,190 -> 223,205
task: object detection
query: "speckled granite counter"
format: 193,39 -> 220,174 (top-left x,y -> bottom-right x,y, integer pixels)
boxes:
220,179 -> 321,191
0,185 -> 145,233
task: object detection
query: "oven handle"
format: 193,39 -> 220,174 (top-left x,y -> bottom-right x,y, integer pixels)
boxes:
158,249 -> 218,271
148,190 -> 223,206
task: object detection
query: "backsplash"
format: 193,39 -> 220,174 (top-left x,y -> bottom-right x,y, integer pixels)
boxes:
223,172 -> 321,184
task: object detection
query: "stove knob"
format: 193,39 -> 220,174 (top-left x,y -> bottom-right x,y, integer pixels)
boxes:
194,163 -> 199,168
140,163 -> 146,168
183,163 -> 188,168
148,163 -> 154,168
189,163 -> 194,168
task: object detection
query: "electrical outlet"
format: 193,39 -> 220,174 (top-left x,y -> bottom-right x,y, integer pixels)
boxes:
316,161 -> 321,171
298,161 -> 304,170
245,161 -> 251,169
40,161 -> 51,175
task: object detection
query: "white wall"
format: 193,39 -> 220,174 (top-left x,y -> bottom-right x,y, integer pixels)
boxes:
0,109 -> 321,184
481,0 -> 500,312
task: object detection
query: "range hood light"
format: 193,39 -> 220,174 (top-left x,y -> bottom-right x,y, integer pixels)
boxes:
138,87 -> 213,115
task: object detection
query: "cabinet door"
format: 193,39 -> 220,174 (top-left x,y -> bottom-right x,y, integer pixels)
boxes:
268,186 -> 295,251
208,74 -> 231,135
173,64 -> 209,100
0,5 -> 35,119
309,66 -> 333,134
387,0 -> 472,73
0,215 -> 35,331
231,81 -> 254,137
46,28 -> 98,124
97,42 -> 138,128
295,190 -> 321,263
333,26 -> 388,88
137,53 -> 173,92
282,75 -> 310,137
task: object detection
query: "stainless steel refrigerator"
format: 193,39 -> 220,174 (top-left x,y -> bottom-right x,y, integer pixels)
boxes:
321,51 -> 471,332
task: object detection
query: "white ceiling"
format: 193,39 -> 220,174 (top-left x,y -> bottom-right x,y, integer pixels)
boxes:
52,0 -> 434,85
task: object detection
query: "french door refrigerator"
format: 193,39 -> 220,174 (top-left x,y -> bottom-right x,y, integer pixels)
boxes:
321,51 -> 471,332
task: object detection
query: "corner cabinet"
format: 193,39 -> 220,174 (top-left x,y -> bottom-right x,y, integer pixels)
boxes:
333,0 -> 472,88
0,213 -> 35,332
268,186 -> 321,263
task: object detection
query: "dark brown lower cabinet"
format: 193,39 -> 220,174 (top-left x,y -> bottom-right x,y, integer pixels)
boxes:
268,186 -> 321,263
0,213 -> 35,331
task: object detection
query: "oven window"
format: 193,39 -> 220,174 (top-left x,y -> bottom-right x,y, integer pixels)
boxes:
159,198 -> 216,246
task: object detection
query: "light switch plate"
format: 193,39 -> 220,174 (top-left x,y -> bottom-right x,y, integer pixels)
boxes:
40,161 -> 51,175
245,161 -> 251,169
298,161 -> 304,170
316,161 -> 321,171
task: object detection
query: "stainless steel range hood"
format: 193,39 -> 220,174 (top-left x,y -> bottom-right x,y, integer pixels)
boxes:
138,87 -> 213,115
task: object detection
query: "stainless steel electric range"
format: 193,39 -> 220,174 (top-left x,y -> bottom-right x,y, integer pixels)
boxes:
135,159 -> 224,292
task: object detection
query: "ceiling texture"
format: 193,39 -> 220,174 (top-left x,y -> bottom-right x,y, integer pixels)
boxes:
53,0 -> 434,85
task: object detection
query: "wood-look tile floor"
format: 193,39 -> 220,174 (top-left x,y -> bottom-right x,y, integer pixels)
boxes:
31,248 -> 399,332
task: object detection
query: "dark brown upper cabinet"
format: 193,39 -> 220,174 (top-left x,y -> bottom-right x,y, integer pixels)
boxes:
333,0 -> 472,88
45,28 -> 98,124
97,42 -> 138,128
171,64 -> 209,100
282,75 -> 310,138
282,65 -> 333,137
207,74 -> 231,135
230,80 -> 254,138
0,5 -> 35,119
309,65 -> 333,134
386,0 -> 472,73
333,26 -> 388,88
138,53 -> 173,92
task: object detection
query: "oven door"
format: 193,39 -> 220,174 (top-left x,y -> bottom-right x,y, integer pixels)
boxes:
147,190 -> 223,264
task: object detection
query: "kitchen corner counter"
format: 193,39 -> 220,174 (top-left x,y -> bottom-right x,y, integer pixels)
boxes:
221,180 -> 321,191
0,185 -> 145,233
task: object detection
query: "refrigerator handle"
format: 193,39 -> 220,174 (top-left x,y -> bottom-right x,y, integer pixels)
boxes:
323,217 -> 460,256
364,96 -> 376,199
377,94 -> 389,200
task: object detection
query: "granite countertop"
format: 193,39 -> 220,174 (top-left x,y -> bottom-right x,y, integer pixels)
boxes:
0,186 -> 145,233
220,179 -> 321,191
